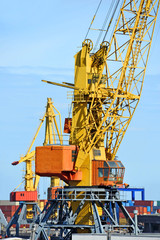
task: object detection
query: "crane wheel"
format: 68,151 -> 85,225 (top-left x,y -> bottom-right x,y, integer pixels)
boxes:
82,39 -> 93,52
100,41 -> 109,49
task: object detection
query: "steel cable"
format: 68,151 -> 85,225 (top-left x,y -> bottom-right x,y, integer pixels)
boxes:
93,0 -> 116,52
84,0 -> 103,40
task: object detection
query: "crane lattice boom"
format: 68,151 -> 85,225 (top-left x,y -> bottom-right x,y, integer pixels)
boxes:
77,0 -> 160,161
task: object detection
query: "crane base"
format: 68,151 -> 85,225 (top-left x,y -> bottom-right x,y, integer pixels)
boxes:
6,201 -> 41,237
34,186 -> 139,240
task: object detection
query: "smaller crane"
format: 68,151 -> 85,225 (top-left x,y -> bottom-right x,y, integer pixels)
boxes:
6,98 -> 63,237
10,98 -> 63,202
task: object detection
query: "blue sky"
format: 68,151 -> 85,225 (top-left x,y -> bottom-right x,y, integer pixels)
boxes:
0,0 -> 160,201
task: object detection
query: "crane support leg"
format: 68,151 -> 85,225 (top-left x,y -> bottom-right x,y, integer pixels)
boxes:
6,202 -> 41,237
91,198 -> 105,233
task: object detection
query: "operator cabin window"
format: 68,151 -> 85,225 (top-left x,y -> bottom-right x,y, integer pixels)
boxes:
110,168 -> 117,177
98,168 -> 103,177
98,167 -> 109,178
104,168 -> 109,177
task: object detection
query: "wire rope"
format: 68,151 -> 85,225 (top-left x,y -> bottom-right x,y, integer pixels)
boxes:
102,0 -> 120,42
84,0 -> 103,40
108,0 -> 124,43
93,0 -> 116,52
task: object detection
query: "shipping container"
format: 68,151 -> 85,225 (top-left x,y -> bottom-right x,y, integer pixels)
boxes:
154,201 -> 157,206
119,218 -> 128,225
147,206 -> 151,212
10,191 -> 37,201
119,206 -> 148,215
143,207 -> 147,214
134,200 -> 153,207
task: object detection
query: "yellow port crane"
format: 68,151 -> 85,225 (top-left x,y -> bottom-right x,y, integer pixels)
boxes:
71,0 -> 160,187
11,98 -> 63,201
35,0 -> 160,231
40,0 -> 160,187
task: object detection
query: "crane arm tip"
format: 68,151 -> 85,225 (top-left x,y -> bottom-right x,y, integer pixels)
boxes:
12,161 -> 19,166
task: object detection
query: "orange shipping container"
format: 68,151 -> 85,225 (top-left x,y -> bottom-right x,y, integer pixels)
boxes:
0,206 -> 13,211
143,207 -> 147,214
119,212 -> 136,219
139,206 -> 143,215
10,191 -> 37,201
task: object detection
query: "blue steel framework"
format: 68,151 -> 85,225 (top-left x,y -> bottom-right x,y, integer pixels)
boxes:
0,209 -> 7,235
6,202 -> 41,237
33,187 -> 138,240
118,188 -> 145,201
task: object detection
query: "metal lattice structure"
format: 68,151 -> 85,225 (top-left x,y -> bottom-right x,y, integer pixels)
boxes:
34,187 -> 137,240
79,0 -> 160,160
12,97 -> 63,192
6,202 -> 41,237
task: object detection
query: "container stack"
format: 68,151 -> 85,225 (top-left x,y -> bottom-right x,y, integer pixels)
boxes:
0,199 -> 47,224
119,200 -> 158,224
0,200 -> 19,223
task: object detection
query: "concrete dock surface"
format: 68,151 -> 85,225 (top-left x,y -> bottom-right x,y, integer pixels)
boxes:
72,233 -> 160,240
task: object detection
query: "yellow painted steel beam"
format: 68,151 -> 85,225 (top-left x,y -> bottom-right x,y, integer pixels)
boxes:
42,80 -> 79,90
